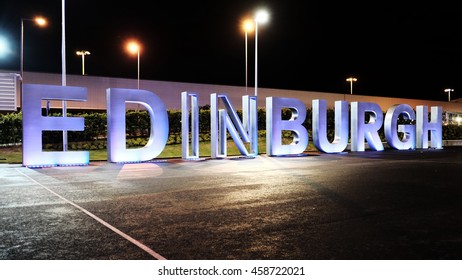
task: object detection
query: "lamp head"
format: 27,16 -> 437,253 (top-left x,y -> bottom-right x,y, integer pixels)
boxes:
243,19 -> 254,33
255,10 -> 269,24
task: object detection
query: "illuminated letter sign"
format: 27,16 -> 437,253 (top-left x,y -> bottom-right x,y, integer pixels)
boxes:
351,102 -> 384,152
312,99 -> 349,153
106,88 -> 168,163
181,91 -> 200,159
22,84 -> 89,167
266,97 -> 308,156
384,104 -> 416,150
20,85 -> 446,167
210,94 -> 258,158
416,105 -> 442,149
242,95 -> 259,156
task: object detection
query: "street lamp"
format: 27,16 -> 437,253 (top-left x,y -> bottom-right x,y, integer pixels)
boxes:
76,50 -> 90,75
444,88 -> 454,102
242,19 -> 254,95
20,16 -> 47,81
62,0 -> 68,151
126,40 -> 141,89
254,9 -> 269,97
346,77 -> 358,95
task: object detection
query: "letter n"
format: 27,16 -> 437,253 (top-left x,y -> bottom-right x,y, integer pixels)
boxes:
210,94 -> 258,158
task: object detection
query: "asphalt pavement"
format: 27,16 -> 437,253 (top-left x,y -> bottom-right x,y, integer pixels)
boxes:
1,147 -> 462,260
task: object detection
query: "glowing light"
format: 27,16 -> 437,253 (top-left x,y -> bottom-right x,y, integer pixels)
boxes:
126,40 -> 141,55
346,77 -> 357,82
255,10 -> 269,23
0,36 -> 10,58
34,17 -> 47,26
455,116 -> 462,124
125,40 -> 141,89
346,77 -> 358,95
76,50 -> 90,75
242,19 -> 254,32
444,88 -> 454,102
76,50 -> 90,56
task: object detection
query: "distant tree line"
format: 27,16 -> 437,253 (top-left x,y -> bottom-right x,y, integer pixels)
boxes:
1,108 -> 462,148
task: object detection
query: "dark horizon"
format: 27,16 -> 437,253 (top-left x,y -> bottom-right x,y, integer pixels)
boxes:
1,1 -> 461,101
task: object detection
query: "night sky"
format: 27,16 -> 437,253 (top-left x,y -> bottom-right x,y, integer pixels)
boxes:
1,1 -> 461,101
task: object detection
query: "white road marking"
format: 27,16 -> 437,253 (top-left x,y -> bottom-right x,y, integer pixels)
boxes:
15,168 -> 167,260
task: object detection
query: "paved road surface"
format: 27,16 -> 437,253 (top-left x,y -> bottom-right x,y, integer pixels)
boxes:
1,147 -> 461,260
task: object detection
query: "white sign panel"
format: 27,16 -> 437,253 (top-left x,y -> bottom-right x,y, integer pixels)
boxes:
0,73 -> 18,111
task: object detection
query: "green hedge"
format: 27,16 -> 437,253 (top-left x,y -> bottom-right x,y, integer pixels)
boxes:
0,112 -> 22,144
1,109 -> 462,146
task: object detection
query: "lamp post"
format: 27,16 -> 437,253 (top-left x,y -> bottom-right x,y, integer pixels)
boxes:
62,0 -> 69,151
76,50 -> 90,75
20,16 -> 47,116
20,16 -> 47,81
346,77 -> 358,95
126,40 -> 141,89
242,19 -> 254,95
444,88 -> 454,102
254,9 -> 269,97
